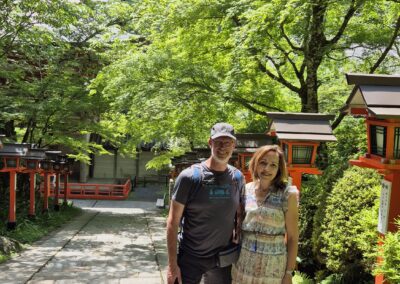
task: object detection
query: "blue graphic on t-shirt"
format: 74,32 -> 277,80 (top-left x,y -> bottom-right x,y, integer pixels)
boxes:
205,184 -> 231,199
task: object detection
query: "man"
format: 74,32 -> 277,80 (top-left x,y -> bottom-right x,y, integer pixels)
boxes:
167,123 -> 244,284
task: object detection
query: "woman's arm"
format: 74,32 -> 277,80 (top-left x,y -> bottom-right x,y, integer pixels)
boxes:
283,192 -> 299,283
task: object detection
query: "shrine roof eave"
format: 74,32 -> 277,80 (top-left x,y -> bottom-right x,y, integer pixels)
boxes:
266,112 -> 335,121
275,132 -> 337,142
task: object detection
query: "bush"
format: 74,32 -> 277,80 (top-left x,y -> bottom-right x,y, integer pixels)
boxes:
298,175 -> 325,276
293,271 -> 314,284
373,219 -> 400,283
318,167 -> 381,282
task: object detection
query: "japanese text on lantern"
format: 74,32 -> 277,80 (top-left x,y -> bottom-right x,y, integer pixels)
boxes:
378,180 -> 392,234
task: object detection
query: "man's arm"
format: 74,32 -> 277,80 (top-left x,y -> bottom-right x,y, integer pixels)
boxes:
166,200 -> 185,284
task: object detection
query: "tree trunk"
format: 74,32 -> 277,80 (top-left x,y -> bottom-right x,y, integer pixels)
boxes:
301,73 -> 319,113
300,0 -> 327,113
1,121 -> 16,139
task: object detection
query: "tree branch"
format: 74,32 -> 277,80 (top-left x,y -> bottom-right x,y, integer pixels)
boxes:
280,20 -> 302,51
256,57 -> 300,93
225,97 -> 280,115
264,30 -> 304,84
326,0 -> 361,45
369,15 -> 400,73
333,15 -> 400,130
229,96 -> 285,112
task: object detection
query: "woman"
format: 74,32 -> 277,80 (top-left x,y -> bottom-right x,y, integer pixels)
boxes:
232,145 -> 299,284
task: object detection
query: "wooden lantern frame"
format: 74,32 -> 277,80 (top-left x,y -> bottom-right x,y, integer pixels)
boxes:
343,73 -> 400,284
266,112 -> 336,190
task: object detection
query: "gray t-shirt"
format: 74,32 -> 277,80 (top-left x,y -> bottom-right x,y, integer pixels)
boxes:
172,162 -> 244,257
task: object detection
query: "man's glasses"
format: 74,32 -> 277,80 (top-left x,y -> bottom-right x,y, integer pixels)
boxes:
213,139 -> 234,147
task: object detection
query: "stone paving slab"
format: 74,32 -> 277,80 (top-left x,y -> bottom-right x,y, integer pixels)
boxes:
0,200 -> 167,284
0,211 -> 97,284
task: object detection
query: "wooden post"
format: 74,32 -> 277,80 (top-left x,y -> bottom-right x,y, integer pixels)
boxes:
374,173 -> 400,284
289,171 -> 302,191
375,237 -> 385,284
29,172 -> 36,217
63,173 -> 68,204
385,173 -> 400,232
7,170 -> 17,230
43,172 -> 49,212
54,173 -> 60,211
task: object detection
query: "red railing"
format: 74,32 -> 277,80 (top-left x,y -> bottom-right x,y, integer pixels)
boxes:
40,179 -> 131,200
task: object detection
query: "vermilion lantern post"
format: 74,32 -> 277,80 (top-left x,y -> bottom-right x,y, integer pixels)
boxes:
342,73 -> 400,284
62,157 -> 73,205
266,112 -> 337,190
52,155 -> 67,211
41,151 -> 61,212
0,143 -> 29,229
24,147 -> 46,218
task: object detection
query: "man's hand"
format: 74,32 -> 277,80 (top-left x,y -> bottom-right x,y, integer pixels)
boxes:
167,264 -> 182,284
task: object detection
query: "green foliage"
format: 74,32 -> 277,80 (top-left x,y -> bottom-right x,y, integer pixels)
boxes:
0,0 -> 134,159
293,271 -> 315,284
318,167 -> 381,282
373,219 -> 400,283
319,273 -> 345,284
298,175 -> 324,276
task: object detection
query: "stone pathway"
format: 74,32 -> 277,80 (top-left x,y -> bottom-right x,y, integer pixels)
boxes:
0,200 -> 168,284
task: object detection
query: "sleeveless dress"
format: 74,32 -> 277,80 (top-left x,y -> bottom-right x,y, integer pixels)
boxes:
231,182 -> 298,284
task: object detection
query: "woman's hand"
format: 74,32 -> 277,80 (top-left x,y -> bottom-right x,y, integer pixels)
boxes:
282,273 -> 292,284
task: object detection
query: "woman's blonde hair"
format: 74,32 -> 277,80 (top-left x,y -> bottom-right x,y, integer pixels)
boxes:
248,145 -> 288,190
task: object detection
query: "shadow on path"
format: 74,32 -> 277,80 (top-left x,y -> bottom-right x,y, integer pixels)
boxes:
0,199 -> 167,284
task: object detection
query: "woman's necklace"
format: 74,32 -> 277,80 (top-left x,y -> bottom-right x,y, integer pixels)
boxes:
255,184 -> 269,206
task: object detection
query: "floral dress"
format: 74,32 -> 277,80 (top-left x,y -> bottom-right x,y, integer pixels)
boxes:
232,182 -> 298,284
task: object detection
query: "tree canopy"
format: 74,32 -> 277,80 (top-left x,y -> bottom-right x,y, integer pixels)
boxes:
1,0 -> 400,165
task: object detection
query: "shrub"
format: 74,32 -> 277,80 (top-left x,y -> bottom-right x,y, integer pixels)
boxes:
293,271 -> 314,284
318,166 -> 381,282
298,175 -> 325,276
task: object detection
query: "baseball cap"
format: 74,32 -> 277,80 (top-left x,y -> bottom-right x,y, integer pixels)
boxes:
210,123 -> 236,140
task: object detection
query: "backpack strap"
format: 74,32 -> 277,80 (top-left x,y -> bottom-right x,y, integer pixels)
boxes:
233,169 -> 242,186
230,166 -> 244,243
178,164 -> 202,235
228,165 -> 243,189
192,164 -> 201,186
190,164 -> 203,200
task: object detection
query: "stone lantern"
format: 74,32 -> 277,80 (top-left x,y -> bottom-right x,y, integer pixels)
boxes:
267,112 -> 336,190
342,73 -> 400,284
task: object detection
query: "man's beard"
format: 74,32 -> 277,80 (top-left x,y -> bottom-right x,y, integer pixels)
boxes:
211,148 -> 232,164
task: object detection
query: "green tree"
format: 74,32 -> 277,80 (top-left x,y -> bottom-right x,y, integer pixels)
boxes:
90,0 -> 400,168
0,0 -> 133,158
